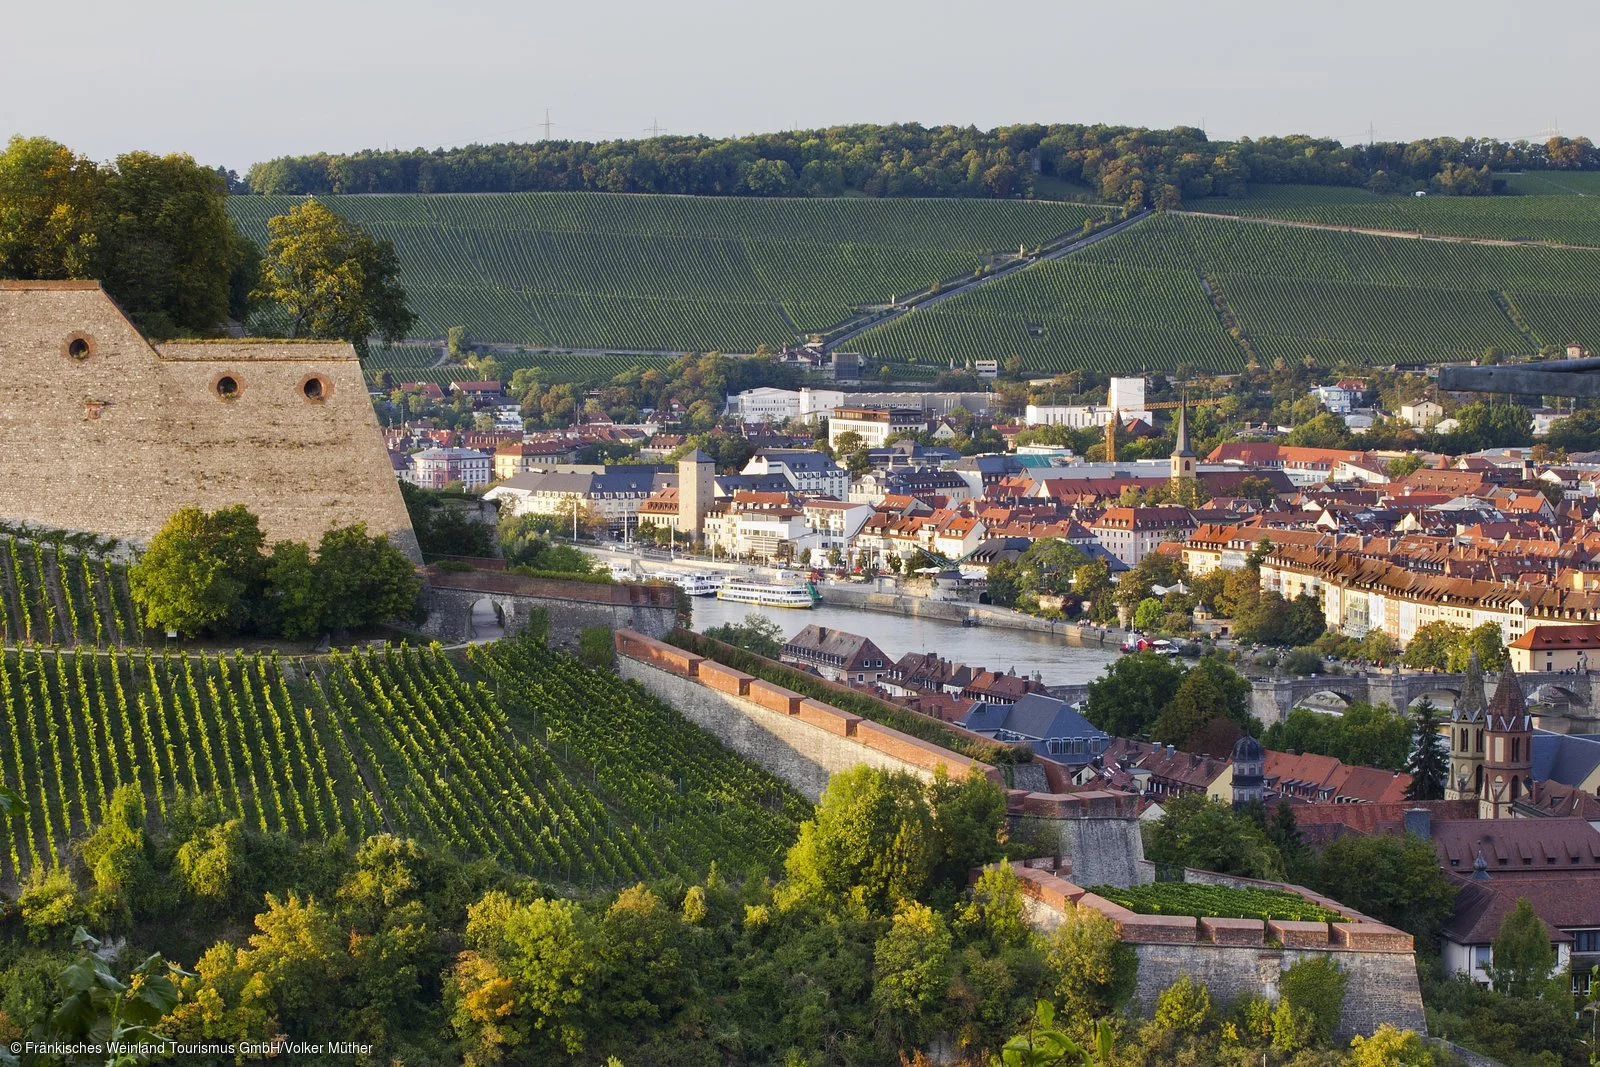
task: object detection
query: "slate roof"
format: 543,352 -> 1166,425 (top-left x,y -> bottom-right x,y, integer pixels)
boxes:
715,474 -> 794,495
1531,731 -> 1600,788
958,694 -> 1108,763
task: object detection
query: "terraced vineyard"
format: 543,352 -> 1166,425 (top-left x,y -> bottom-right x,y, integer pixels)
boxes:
228,193 -> 1109,352
856,213 -> 1600,371
0,538 -> 145,647
1091,882 -> 1347,923
1192,183 -> 1600,246
0,641 -> 808,886
854,259 -> 1245,376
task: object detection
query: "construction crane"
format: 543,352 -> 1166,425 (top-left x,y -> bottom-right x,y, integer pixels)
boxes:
1103,396 -> 1225,462
1143,396 -> 1227,411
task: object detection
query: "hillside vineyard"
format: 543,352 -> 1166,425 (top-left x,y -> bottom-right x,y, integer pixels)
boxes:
0,641 -> 809,886
231,186 -> 1600,376
856,213 -> 1600,371
227,192 -> 1107,352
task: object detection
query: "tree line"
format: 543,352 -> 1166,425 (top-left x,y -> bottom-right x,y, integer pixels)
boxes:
3,758 -> 1437,1066
243,123 -> 1600,209
0,137 -> 412,353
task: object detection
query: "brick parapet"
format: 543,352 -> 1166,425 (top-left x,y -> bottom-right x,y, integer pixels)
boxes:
615,629 -> 995,783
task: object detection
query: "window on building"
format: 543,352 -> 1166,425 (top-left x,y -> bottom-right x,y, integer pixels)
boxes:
1575,930 -> 1600,953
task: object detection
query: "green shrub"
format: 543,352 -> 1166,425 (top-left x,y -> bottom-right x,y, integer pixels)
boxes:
18,869 -> 87,943
1279,955 -> 1346,1046
1153,975 -> 1212,1035
579,626 -> 615,669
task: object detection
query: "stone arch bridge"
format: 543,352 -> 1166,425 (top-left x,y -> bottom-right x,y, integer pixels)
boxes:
1046,668 -> 1600,727
419,566 -> 678,651
1248,669 -> 1600,725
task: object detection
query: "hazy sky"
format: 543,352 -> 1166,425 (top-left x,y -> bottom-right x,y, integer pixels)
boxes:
4,0 -> 1593,172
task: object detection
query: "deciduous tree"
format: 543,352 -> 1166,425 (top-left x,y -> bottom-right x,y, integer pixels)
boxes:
253,199 -> 415,357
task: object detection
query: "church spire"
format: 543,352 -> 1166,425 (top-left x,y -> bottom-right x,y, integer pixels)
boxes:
1170,391 -> 1197,490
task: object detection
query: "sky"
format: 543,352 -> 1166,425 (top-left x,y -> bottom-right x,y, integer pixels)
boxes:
3,0 -> 1595,173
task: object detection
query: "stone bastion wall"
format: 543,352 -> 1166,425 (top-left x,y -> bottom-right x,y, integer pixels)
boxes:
0,282 -> 418,560
612,630 -> 1149,890
1007,861 -> 1426,1039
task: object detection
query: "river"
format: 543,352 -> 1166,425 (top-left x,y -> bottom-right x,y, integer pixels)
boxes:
690,596 -> 1119,687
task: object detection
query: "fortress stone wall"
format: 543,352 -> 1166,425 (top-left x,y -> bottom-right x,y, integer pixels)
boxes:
0,281 -> 418,559
1009,862 -> 1426,1040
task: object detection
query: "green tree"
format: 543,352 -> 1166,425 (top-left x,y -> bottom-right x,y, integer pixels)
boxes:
99,151 -> 245,336
1152,975 -> 1212,1035
1387,454 -> 1426,479
129,504 -> 265,636
592,885 -> 684,1033
1402,620 -> 1465,671
262,540 -> 322,640
1144,794 -> 1285,880
926,769 -> 1009,903
0,135 -> 101,279
253,199 -> 415,357
1084,652 -> 1186,738
1132,597 -> 1164,632
1349,1024 -> 1437,1067
702,612 -> 783,658
1356,629 -> 1397,664
1277,955 -> 1346,1048
1314,834 -> 1456,945
1152,657 -> 1255,748
873,901 -> 954,1042
1449,622 -> 1509,672
987,560 -> 1022,609
311,523 -> 421,634
1285,411 -> 1352,449
1043,904 -> 1138,1019
780,765 -> 935,918
1407,698 -> 1448,800
1489,897 -> 1558,1000
78,784 -> 154,907
452,892 -> 597,1058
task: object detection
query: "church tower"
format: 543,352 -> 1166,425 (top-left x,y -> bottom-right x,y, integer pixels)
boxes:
677,448 -> 715,540
1170,395 -> 1197,492
1480,666 -> 1533,820
1446,652 -> 1487,802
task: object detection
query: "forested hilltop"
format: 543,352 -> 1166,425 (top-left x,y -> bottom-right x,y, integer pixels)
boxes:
243,123 -> 1600,207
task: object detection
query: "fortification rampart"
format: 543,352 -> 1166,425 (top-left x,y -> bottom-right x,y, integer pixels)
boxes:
0,282 -> 418,560
616,629 -> 999,800
1005,861 -> 1425,1039
614,630 -> 1147,886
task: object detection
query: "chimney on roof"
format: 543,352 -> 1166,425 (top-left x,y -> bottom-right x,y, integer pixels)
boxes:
1402,807 -> 1432,840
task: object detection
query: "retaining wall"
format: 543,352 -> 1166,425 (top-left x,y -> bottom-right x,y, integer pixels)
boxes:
615,629 -> 999,801
1006,862 -> 1425,1040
